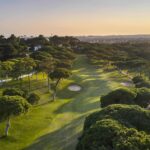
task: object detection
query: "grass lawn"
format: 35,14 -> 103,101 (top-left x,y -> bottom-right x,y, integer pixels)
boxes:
0,55 -> 131,150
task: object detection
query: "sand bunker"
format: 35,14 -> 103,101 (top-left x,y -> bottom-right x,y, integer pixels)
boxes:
68,84 -> 82,92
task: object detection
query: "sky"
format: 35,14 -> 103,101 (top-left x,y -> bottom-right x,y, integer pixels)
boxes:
0,0 -> 150,36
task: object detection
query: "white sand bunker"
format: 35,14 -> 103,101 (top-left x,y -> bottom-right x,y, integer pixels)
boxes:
68,84 -> 82,92
121,82 -> 133,87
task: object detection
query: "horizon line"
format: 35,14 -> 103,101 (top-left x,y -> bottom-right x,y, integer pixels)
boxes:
2,33 -> 150,38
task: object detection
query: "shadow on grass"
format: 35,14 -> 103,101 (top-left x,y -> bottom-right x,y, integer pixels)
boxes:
56,76 -> 111,113
0,135 -> 17,142
0,78 -> 48,92
23,116 -> 85,150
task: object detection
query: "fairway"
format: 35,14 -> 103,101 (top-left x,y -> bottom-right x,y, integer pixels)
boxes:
0,55 -> 128,150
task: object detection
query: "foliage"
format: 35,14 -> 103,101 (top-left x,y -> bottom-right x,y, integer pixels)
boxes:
0,96 -> 30,121
132,76 -> 150,88
101,88 -> 137,107
101,88 -> 150,108
77,105 -> 150,150
49,68 -> 71,80
27,92 -> 40,105
3,88 -> 26,98
134,88 -> 150,107
132,76 -> 144,84
10,57 -> 36,79
49,35 -> 79,47
49,68 -> 71,101
30,51 -> 54,72
0,34 -> 27,61
136,80 -> 150,88
0,60 -> 15,78
84,104 -> 150,132
77,118 -> 150,150
81,42 -> 150,79
56,61 -> 72,69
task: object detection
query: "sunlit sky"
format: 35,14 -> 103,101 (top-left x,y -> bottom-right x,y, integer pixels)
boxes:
0,0 -> 150,36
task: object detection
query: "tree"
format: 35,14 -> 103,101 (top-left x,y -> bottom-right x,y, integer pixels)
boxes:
77,118 -> 150,150
134,88 -> 150,108
132,76 -> 150,88
56,60 -> 72,69
49,68 -> 71,101
0,60 -> 15,87
100,88 -> 137,107
11,59 -> 25,88
0,61 -> 3,85
0,96 -> 30,136
27,92 -> 40,105
8,57 -> 35,90
3,88 -> 26,98
132,76 -> 145,84
0,44 -> 18,61
31,51 -> 54,91
22,57 -> 36,91
1,60 -> 14,79
77,104 -> 150,150
7,34 -> 19,44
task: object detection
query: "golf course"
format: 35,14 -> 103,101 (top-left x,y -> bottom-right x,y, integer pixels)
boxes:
1,2 -> 150,149
0,55 -> 131,150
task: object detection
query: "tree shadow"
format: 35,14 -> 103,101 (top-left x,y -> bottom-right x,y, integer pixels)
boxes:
23,116 -> 85,150
56,76 -> 112,113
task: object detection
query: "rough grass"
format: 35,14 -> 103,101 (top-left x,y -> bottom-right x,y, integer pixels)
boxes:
0,55 -> 130,150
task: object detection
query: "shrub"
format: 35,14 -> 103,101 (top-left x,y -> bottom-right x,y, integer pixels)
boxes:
84,104 -> 150,132
0,96 -> 30,121
100,88 -> 137,107
132,76 -> 150,88
101,88 -> 150,108
134,88 -> 150,108
3,88 -> 26,98
132,76 -> 144,84
136,80 -> 150,88
77,119 -> 150,150
77,105 -> 150,150
27,93 -> 40,105
0,95 -> 30,136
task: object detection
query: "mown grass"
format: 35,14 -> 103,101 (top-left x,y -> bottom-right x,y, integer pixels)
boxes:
0,55 -> 130,150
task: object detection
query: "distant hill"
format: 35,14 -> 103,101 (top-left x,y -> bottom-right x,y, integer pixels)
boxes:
76,35 -> 150,43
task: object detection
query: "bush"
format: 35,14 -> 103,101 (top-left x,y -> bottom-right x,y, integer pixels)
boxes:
27,93 -> 40,105
100,88 -> 137,107
84,104 -> 150,132
134,88 -> 150,108
77,119 -> 150,150
101,88 -> 150,108
132,76 -> 144,84
132,76 -> 150,88
0,95 -> 30,121
3,88 -> 26,98
136,80 -> 150,88
77,105 -> 150,150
